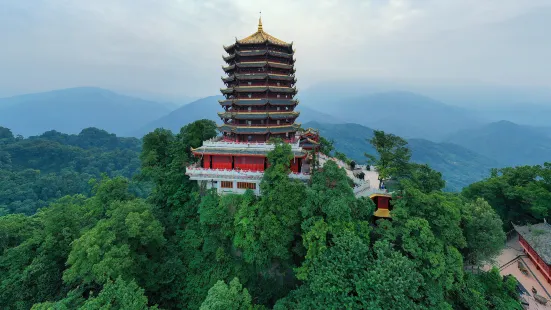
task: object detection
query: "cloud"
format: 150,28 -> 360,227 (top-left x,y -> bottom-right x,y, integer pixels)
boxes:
1,0 -> 550,98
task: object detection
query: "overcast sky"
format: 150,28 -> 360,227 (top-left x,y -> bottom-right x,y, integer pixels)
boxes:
1,0 -> 551,98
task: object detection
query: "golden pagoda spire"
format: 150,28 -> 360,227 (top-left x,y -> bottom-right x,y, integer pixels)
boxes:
258,11 -> 263,32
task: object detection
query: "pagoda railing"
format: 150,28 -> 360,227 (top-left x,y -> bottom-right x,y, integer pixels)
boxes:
185,166 -> 310,181
202,138 -> 301,150
226,123 -> 296,127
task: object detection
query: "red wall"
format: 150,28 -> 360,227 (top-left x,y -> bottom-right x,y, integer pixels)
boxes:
290,158 -> 300,173
519,235 -> 551,282
378,197 -> 390,210
212,156 -> 232,169
235,156 -> 264,171
203,155 -> 211,168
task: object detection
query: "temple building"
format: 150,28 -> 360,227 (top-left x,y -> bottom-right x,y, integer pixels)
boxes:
513,221 -> 551,284
186,18 -> 316,195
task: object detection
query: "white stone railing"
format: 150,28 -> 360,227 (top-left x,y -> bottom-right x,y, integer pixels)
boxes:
186,167 -> 310,181
202,139 -> 302,151
354,187 -> 389,198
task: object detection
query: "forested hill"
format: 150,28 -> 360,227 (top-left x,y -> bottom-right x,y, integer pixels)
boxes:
0,126 -> 144,215
304,121 -> 500,191
0,120 -> 523,309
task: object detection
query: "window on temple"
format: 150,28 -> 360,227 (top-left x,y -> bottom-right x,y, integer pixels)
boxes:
237,182 -> 256,190
248,93 -> 252,98
221,181 -> 233,188
277,82 -> 280,86
248,82 -> 252,85
277,94 -> 280,98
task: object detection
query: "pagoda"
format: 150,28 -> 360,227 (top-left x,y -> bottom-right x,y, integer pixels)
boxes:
186,18 -> 315,195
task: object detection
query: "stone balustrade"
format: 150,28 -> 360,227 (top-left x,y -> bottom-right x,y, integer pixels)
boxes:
186,166 -> 310,181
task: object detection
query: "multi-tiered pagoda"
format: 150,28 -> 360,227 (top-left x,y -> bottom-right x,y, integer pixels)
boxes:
186,19 -> 316,195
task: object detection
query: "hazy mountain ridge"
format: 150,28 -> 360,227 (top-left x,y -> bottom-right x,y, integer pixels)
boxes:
302,91 -> 482,141
304,121 -> 500,191
444,120 -> 551,166
0,87 -> 170,137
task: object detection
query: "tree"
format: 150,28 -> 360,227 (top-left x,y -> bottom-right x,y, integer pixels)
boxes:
63,199 -> 165,287
0,127 -> 14,140
462,164 -> 551,228
334,151 -> 349,164
233,141 -> 306,268
406,163 -> 446,193
80,277 -> 157,310
200,278 -> 254,310
365,130 -> 411,188
319,136 -> 334,156
461,198 -> 506,266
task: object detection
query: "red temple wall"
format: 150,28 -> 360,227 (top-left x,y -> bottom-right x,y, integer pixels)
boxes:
235,156 -> 264,171
203,155 -> 211,168
211,155 -> 232,170
378,197 -> 390,210
290,158 -> 300,173
203,155 -> 303,174
519,235 -> 551,283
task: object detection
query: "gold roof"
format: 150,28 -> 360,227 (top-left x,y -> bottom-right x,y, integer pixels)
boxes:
237,17 -> 290,46
374,208 -> 391,218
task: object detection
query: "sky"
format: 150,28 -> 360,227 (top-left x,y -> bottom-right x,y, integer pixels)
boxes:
1,0 -> 551,99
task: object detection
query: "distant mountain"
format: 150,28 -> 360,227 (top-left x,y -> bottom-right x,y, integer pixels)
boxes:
304,121 -> 499,191
445,120 -> 551,166
134,96 -> 223,136
470,103 -> 551,128
303,91 -> 482,141
133,96 -> 342,137
0,87 -> 170,137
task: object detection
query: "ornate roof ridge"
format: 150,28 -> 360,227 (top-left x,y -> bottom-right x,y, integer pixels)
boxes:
236,18 -> 291,46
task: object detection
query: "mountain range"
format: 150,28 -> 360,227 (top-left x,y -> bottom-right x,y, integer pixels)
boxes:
0,87 -> 170,137
1,86 -> 551,191
304,121 -> 499,191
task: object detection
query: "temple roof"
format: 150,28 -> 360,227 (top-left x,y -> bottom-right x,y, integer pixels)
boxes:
222,61 -> 294,72
223,50 -> 294,62
238,18 -> 290,46
373,208 -> 391,218
220,86 -> 297,94
218,123 -> 300,134
218,111 -> 299,120
513,222 -> 551,264
218,99 -> 298,106
222,73 -> 296,83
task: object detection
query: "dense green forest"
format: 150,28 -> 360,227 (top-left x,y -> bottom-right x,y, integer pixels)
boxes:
0,126 -> 146,215
2,121 -> 550,309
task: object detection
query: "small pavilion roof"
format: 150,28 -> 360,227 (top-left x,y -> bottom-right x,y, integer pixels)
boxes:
374,208 -> 391,218
513,221 -> 551,264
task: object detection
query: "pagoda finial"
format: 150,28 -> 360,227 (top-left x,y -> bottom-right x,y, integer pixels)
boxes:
258,11 -> 263,32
